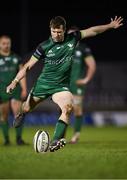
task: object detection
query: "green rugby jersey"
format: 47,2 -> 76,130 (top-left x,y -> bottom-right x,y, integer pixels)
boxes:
33,31 -> 81,89
70,42 -> 92,88
0,52 -> 22,85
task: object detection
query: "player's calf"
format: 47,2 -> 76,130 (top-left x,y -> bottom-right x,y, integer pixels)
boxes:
61,104 -> 73,123
13,102 -> 31,128
13,112 -> 25,128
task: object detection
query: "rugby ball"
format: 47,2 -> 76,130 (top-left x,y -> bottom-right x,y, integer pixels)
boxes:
33,130 -> 50,153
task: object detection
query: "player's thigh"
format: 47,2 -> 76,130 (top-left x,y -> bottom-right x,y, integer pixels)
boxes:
10,99 -> 22,116
73,95 -> 83,114
0,101 -> 10,121
52,91 -> 73,110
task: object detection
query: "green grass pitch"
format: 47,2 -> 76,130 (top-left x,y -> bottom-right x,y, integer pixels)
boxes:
0,126 -> 127,179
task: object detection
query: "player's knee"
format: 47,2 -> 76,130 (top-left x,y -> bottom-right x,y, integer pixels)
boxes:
63,104 -> 73,116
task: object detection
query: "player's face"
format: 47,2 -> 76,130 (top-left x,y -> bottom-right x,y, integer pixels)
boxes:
0,38 -> 11,53
50,25 -> 65,42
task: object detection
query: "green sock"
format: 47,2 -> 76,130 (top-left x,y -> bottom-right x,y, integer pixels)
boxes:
15,126 -> 23,140
74,116 -> 83,132
0,121 -> 9,141
53,120 -> 68,141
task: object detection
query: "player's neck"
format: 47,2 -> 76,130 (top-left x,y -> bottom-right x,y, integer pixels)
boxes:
0,50 -> 10,56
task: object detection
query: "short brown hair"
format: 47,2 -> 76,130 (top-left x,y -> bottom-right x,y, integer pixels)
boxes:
0,35 -> 11,41
50,16 -> 66,30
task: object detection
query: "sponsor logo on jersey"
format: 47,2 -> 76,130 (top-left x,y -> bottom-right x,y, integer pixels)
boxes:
56,46 -> 61,49
67,43 -> 73,48
13,58 -> 18,64
45,56 -> 72,65
47,50 -> 55,57
5,57 -> 11,61
62,87 -> 69,90
0,59 -> 5,65
48,50 -> 53,53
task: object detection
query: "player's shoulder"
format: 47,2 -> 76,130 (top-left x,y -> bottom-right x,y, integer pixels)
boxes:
39,38 -> 51,46
39,38 -> 52,50
67,31 -> 81,38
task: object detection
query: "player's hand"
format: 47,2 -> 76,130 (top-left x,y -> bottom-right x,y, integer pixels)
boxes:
76,78 -> 89,86
21,89 -> 27,100
110,16 -> 123,29
6,82 -> 17,94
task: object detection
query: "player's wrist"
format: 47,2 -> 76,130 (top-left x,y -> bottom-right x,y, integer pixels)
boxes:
12,78 -> 19,85
83,77 -> 89,83
108,23 -> 114,29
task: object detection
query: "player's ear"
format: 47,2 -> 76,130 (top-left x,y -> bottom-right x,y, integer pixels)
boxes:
63,26 -> 66,33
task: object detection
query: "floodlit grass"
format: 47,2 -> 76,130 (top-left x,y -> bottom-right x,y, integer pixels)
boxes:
0,126 -> 127,179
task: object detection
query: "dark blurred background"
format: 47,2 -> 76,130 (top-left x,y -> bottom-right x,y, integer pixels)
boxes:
1,0 -> 127,126
0,0 -> 126,60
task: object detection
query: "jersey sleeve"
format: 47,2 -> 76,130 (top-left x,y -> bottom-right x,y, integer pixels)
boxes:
32,44 -> 45,60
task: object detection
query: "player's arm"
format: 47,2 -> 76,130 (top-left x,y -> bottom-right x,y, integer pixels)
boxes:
6,56 -> 38,94
76,56 -> 96,85
80,16 -> 123,39
19,64 -> 27,99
